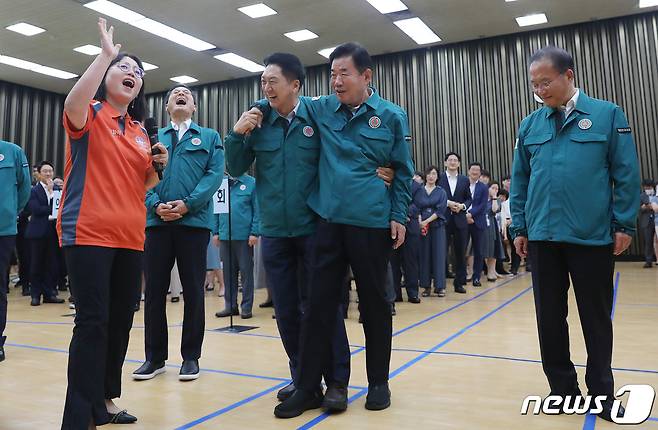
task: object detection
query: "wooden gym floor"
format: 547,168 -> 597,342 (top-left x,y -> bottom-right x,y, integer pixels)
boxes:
1,262 -> 656,429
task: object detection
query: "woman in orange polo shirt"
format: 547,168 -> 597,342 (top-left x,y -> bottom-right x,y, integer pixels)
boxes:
58,18 -> 167,430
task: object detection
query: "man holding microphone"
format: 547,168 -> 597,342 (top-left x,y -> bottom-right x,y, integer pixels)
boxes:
133,85 -> 224,381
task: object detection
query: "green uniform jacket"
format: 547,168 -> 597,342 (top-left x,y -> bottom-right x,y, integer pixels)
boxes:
510,91 -> 640,245
301,89 -> 415,229
145,122 -> 224,230
213,174 -> 260,240
224,100 -> 319,238
0,140 -> 31,236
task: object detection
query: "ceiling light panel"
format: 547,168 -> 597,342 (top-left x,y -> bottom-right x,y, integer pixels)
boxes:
516,13 -> 548,27
73,44 -> 103,55
6,22 -> 46,36
366,0 -> 408,14
238,3 -> 277,18
83,0 -> 215,51
170,75 -> 198,84
0,54 -> 77,79
394,17 -> 441,45
214,53 -> 265,73
284,29 -> 319,42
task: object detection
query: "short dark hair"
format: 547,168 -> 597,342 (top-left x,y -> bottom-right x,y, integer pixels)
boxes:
329,42 -> 373,73
489,180 -> 500,188
94,52 -> 147,122
502,175 -> 511,182
424,165 -> 439,176
468,162 -> 482,170
499,189 -> 509,198
444,152 -> 461,162
530,46 -> 575,74
642,179 -> 655,188
263,52 -> 306,88
37,160 -> 53,172
481,169 -> 491,178
165,84 -> 197,106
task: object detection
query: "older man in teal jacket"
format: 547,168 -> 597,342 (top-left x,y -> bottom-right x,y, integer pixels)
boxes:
275,42 -> 414,418
134,85 -> 224,382
0,139 -> 31,362
510,46 -> 640,423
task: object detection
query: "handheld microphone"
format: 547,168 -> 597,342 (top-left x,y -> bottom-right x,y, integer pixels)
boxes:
144,117 -> 163,180
249,100 -> 271,117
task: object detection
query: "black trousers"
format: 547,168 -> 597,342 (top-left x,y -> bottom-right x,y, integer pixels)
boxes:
391,232 -> 420,299
61,246 -> 142,429
144,226 -> 209,363
506,225 -> 521,273
641,223 -> 655,263
261,235 -> 350,386
445,220 -> 468,286
16,218 -> 30,288
298,220 -> 393,390
0,235 -> 16,347
29,234 -> 58,300
528,241 -> 615,398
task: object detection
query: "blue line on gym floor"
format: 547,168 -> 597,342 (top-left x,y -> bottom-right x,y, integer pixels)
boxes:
385,350 -> 658,376
582,271 -> 621,430
175,275 -> 528,428
297,284 -> 534,429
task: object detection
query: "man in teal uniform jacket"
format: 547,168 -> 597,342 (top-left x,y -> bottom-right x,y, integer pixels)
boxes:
213,173 -> 260,319
275,42 -> 415,418
510,46 -> 640,422
133,85 -> 224,381
224,53 -> 352,410
0,139 -> 31,362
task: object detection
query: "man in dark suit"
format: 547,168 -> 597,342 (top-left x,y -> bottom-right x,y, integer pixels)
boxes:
465,162 -> 489,286
439,152 -> 472,293
25,161 -> 63,306
639,179 -> 656,268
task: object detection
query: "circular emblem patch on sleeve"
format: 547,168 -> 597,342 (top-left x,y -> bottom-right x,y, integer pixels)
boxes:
368,116 -> 381,129
191,138 -> 202,146
303,126 -> 314,137
0,154 -> 4,162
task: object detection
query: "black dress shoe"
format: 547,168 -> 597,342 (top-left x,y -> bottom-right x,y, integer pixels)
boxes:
107,409 -> 138,424
132,361 -> 165,380
408,297 -> 421,304
643,262 -> 652,268
179,359 -> 200,381
30,298 -> 40,306
454,285 -> 467,294
274,388 -> 323,418
446,271 -> 455,279
472,280 -> 482,287
596,399 -> 625,423
43,296 -> 65,304
241,312 -> 253,319
421,288 -> 431,297
323,384 -> 348,411
365,383 -> 391,410
259,300 -> 273,308
215,308 -> 239,318
437,289 -> 446,297
277,382 -> 296,401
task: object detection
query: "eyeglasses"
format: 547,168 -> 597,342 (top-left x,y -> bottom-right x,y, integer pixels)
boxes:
116,62 -> 144,79
530,74 -> 563,92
